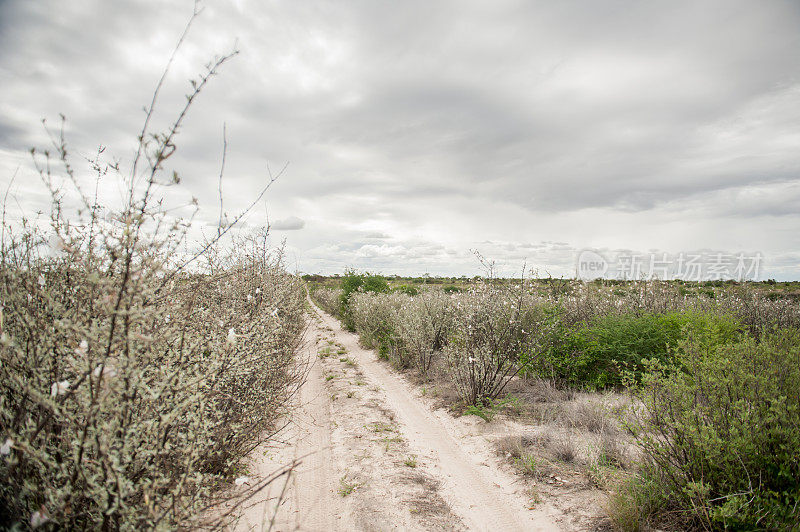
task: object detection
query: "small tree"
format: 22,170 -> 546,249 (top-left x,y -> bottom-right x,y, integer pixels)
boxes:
338,269 -> 389,330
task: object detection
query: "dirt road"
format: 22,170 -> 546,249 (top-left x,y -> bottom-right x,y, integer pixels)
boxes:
231,299 -> 561,531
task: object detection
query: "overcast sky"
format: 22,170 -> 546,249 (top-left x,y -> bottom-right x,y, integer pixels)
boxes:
2,0 -> 799,279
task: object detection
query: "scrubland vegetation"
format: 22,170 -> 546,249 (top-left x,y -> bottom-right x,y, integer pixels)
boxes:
0,38 -> 306,529
3,10 -> 798,526
0,225 -> 305,529
311,273 -> 800,530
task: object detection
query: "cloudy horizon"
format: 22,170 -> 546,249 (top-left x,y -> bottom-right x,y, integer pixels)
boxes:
2,0 -> 799,279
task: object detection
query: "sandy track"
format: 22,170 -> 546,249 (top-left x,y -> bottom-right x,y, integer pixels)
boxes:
308,299 -> 559,532
232,299 -> 561,531
292,354 -> 337,531
230,317 -> 337,532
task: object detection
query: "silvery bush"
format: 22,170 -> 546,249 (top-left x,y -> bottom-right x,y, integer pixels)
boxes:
0,42 -> 306,527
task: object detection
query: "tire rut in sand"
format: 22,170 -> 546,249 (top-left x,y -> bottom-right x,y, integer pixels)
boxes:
309,299 -> 559,532
315,315 -> 462,531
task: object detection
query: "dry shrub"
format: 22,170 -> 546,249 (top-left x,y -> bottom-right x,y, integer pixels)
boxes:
497,432 -> 576,467
445,281 -> 549,405
311,287 -> 342,317
337,278 -> 551,405
596,433 -> 630,470
335,276 -> 800,405
507,377 -> 574,404
522,402 -> 564,426
714,288 -> 800,337
0,30 -> 305,528
352,289 -> 458,375
392,290 -> 457,376
346,287 -> 458,376
522,432 -> 551,448
348,291 -> 406,358
496,435 -> 552,477
0,178 -> 305,531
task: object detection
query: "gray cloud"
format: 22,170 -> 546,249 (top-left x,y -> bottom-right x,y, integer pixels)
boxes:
271,216 -> 305,231
1,0 -> 799,278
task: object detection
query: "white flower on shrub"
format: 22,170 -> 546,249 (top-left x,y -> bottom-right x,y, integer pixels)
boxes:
93,364 -> 117,379
271,308 -> 278,318
247,294 -> 252,301
75,339 -> 89,357
50,380 -> 70,397
227,328 -> 237,346
0,438 -> 12,456
164,314 -> 170,324
30,507 -> 50,529
255,287 -> 261,295
48,235 -> 68,258
218,320 -> 224,327
37,273 -> 45,288
234,476 -> 250,486
468,357 -> 476,364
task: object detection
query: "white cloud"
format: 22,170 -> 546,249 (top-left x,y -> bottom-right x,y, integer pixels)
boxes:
271,216 -> 305,231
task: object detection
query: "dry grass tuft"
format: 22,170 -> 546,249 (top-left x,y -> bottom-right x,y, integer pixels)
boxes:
566,401 -> 618,435
496,434 -> 526,459
549,436 -> 577,463
598,433 -> 630,470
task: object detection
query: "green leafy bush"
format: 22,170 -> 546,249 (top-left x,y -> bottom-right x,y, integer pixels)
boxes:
622,329 -> 800,529
540,311 -> 741,388
393,284 -> 419,296
338,270 -> 389,330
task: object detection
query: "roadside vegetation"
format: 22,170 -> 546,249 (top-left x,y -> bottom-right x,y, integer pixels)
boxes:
310,272 -> 800,530
0,19 -> 306,528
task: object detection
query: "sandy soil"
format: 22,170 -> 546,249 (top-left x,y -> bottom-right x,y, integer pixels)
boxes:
227,299 -> 569,531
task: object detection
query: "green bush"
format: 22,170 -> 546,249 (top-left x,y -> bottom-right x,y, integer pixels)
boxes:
623,329 -> 800,529
338,270 -> 389,330
540,311 -> 741,388
393,284 -> 419,296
